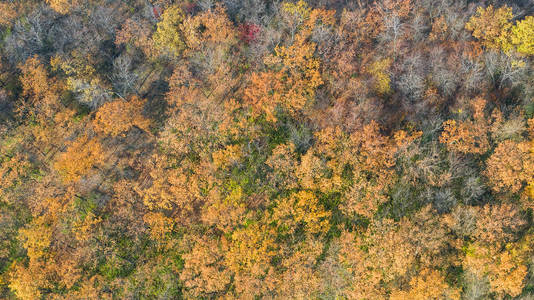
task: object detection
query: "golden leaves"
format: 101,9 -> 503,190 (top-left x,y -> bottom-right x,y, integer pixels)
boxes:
18,216 -> 53,262
272,190 -> 330,235
465,5 -> 514,52
391,269 -> 460,300
511,16 -> 534,56
53,135 -> 105,183
152,5 -> 186,57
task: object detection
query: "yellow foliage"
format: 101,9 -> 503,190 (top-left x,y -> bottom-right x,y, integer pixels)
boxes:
19,56 -> 62,121
440,97 -> 491,154
180,236 -> 232,297
272,191 -> 330,235
485,140 -> 534,193
153,5 -> 186,56
464,243 -> 528,297
143,212 -> 174,241
212,144 -> 243,169
282,0 -> 311,20
8,262 -> 44,300
181,6 -> 237,51
0,2 -> 17,26
245,40 -> 322,122
73,212 -> 102,242
465,5 -> 513,52
243,4 -> 333,122
18,216 -> 52,262
368,58 -> 392,95
511,16 -> 534,56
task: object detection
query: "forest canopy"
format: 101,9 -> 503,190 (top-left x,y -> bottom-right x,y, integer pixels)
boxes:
0,0 -> 534,299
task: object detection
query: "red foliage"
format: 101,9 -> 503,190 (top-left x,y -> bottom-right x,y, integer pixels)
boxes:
238,22 -> 260,44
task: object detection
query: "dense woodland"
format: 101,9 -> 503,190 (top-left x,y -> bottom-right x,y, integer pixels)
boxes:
0,0 -> 534,299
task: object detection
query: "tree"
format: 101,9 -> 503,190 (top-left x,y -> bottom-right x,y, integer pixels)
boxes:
115,17 -> 157,58
93,96 -> 150,137
473,203 -> 526,245
485,140 -> 534,194
271,190 -> 330,236
440,97 -> 492,155
244,40 -> 323,122
0,2 -> 17,26
46,0 -> 80,14
465,5 -> 513,52
511,16 -> 534,56
18,56 -> 62,122
53,135 -> 105,183
180,235 -> 232,298
243,1 -> 333,122
390,269 -> 460,300
463,242 -> 528,297
152,5 -> 186,57
342,123 -> 420,218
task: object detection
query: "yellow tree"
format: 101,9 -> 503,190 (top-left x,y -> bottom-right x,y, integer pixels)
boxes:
463,242 -> 528,297
465,5 -> 513,52
511,16 -> 534,56
271,190 -> 330,236
180,235 -> 232,298
46,0 -> 80,14
390,269 -> 460,300
0,2 -> 17,26
223,222 -> 279,298
343,123 -> 420,217
152,5 -> 186,57
244,41 -> 323,122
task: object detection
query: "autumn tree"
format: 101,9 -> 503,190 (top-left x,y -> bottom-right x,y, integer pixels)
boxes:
485,139 -> 534,194
465,5 -> 514,52
511,15 -> 534,56
152,5 -> 186,57
93,96 -> 150,137
46,0 -> 81,14
440,97 -> 492,155
243,1 -> 333,122
390,269 -> 460,300
54,135 -> 105,183
271,190 -> 330,236
18,56 -> 62,122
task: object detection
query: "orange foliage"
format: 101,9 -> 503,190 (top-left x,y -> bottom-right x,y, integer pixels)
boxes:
244,4 -> 333,122
485,140 -> 534,193
440,97 -> 491,154
93,96 -> 150,136
53,135 -> 105,183
390,269 -> 460,300
272,190 -> 330,235
18,56 -> 62,121
463,242 -> 528,297
116,18 -> 156,58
